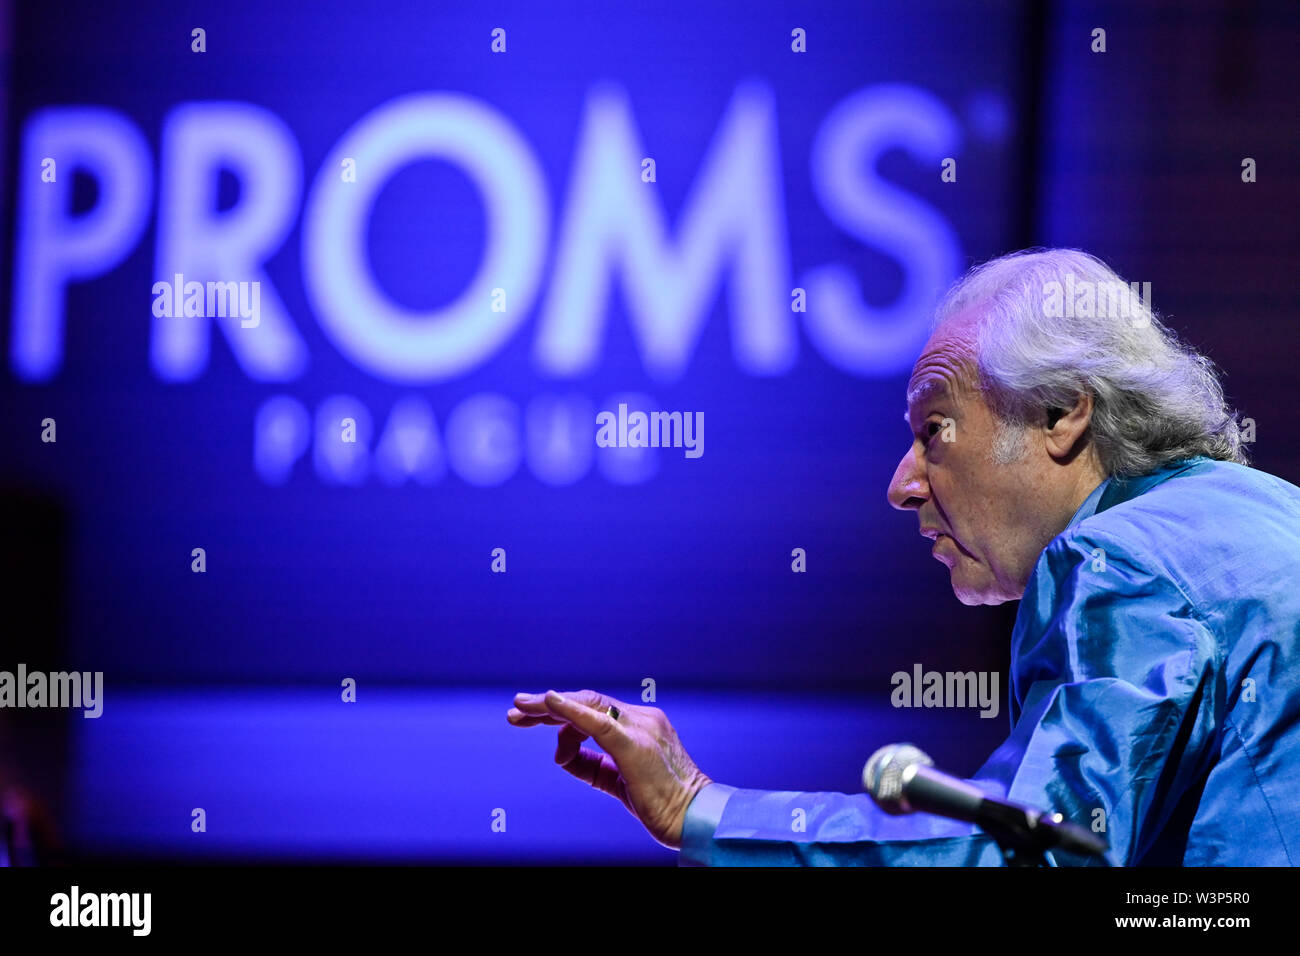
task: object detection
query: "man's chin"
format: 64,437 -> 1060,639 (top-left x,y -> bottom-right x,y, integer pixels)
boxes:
949,573 -> 1015,606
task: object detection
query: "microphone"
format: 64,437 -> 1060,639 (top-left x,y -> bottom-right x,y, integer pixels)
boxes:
863,743 -> 1109,860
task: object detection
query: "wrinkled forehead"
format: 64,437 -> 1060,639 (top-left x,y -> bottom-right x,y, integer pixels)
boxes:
904,323 -> 981,415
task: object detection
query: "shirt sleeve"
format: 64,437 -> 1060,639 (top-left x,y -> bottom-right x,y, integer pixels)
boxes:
677,527 -> 1223,866
678,782 -> 736,866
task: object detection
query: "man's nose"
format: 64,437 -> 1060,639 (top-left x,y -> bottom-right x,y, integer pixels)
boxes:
887,446 -> 928,511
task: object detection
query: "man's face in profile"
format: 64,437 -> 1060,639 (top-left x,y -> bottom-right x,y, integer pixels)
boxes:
887,309 -> 1056,606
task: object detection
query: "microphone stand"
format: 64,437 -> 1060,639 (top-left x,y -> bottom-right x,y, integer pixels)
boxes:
862,744 -> 1110,866
976,799 -> 1109,867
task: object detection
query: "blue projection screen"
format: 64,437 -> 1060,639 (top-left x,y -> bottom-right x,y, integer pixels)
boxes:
2,0 -> 1029,860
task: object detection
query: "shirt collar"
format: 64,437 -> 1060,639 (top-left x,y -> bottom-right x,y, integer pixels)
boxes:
1065,455 -> 1211,531
1064,475 -> 1111,531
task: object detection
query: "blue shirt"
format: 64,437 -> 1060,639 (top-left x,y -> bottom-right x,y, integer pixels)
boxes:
679,457 -> 1300,865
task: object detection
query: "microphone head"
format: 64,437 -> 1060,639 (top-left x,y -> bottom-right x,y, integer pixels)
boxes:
863,743 -> 933,814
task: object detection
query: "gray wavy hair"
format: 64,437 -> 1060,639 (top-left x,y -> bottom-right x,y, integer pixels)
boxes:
933,248 -> 1248,478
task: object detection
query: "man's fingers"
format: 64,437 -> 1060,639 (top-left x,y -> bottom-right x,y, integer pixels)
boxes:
511,691 -> 558,716
554,723 -> 588,765
557,745 -> 625,799
513,690 -> 624,721
553,714 -> 627,806
508,691 -> 571,726
546,689 -> 615,713
506,707 -> 564,726
543,691 -> 625,749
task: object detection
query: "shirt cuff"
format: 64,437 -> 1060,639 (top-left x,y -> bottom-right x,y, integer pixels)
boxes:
677,782 -> 737,866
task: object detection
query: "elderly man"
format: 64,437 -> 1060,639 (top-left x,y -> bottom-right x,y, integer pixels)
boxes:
508,249 -> 1300,866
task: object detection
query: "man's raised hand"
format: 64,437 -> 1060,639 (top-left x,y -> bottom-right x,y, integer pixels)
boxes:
507,689 -> 712,850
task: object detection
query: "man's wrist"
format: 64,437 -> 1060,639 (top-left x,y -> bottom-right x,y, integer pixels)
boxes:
677,781 -> 738,863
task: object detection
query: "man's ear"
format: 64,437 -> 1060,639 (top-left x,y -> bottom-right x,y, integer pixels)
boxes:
1044,392 -> 1093,461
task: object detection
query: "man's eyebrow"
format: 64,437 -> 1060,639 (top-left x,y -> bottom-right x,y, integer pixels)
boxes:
904,380 -> 949,421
